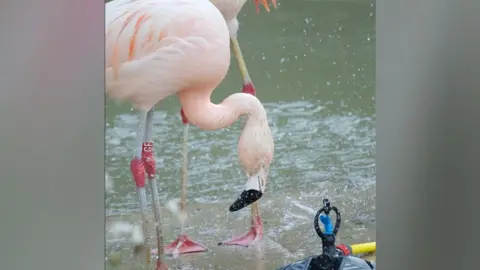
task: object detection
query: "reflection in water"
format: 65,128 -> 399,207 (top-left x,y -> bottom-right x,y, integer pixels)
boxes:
105,0 -> 375,268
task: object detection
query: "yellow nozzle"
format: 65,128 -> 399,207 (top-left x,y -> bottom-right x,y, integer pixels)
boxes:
350,242 -> 376,255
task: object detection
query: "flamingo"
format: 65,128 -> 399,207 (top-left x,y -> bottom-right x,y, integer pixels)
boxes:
105,0 -> 275,264
161,0 -> 277,254
172,0 -> 278,252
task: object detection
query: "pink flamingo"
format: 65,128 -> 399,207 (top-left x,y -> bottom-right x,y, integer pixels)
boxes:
173,0 -> 277,252
105,0 -> 275,263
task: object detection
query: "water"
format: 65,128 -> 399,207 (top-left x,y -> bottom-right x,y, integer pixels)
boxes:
105,0 -> 375,269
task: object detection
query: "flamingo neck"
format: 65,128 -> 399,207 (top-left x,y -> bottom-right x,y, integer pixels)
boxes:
178,92 -> 267,131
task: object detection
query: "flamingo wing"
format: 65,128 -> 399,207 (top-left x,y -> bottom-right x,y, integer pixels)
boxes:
105,0 -> 231,111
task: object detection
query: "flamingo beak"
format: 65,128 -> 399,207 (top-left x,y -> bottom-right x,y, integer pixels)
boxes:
254,0 -> 277,14
229,170 -> 267,212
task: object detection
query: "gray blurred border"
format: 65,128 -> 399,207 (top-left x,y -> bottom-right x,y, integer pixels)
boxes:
378,0 -> 480,269
0,1 -> 105,269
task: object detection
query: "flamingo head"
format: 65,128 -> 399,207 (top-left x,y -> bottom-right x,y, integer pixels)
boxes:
229,162 -> 270,212
254,0 -> 278,14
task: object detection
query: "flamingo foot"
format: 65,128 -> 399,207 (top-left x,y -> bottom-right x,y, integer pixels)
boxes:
242,82 -> 256,96
155,258 -> 168,270
151,235 -> 208,256
217,215 -> 263,247
164,234 -> 208,255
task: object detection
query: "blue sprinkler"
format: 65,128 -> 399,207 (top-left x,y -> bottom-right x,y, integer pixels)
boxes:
314,198 -> 341,256
320,214 -> 334,235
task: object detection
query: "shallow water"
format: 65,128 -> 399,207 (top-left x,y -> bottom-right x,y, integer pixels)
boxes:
105,0 -> 375,268
106,190 -> 375,269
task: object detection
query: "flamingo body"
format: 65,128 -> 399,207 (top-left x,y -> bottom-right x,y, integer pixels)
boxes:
106,0 -> 230,111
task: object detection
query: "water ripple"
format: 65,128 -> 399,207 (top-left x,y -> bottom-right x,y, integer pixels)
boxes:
106,100 -> 375,216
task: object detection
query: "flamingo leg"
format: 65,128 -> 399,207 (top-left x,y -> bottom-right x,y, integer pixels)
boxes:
151,109 -> 208,256
129,110 -> 152,265
218,201 -> 263,247
166,116 -> 208,255
141,106 -> 167,263
231,36 -> 256,96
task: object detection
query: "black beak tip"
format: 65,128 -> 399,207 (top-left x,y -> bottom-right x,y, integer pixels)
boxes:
229,190 -> 263,212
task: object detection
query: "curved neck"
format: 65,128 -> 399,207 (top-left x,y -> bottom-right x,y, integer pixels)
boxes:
177,92 -> 267,131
